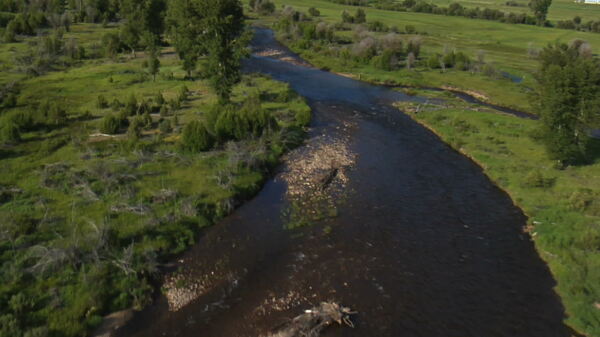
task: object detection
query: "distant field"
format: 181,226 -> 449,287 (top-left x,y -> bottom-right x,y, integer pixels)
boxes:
273,0 -> 600,71
268,0 -> 600,111
420,0 -> 600,21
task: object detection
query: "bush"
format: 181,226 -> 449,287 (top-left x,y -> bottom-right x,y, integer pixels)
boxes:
178,86 -> 189,102
181,120 -> 214,152
110,98 -> 121,111
372,49 -> 396,71
154,92 -> 165,106
209,96 -> 277,143
427,54 -> 441,69
97,95 -> 109,109
308,7 -> 321,16
124,94 -> 137,116
405,25 -> 416,34
101,114 -> 122,134
159,119 -> 172,134
127,116 -> 143,141
2,93 -> 17,108
0,121 -> 20,144
355,8 -> 366,24
522,170 -> 555,188
141,111 -> 152,129
47,103 -> 67,125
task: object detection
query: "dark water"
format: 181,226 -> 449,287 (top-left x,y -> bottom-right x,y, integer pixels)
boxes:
115,28 -> 572,337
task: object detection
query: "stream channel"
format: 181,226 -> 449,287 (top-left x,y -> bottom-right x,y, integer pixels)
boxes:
115,28 -> 572,337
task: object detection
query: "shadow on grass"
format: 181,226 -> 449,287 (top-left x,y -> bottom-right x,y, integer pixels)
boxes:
587,137 -> 600,164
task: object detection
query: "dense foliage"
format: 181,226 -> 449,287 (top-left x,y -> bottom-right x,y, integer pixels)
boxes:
533,41 -> 600,164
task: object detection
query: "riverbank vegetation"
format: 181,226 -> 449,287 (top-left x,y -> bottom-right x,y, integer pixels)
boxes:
0,1 -> 311,336
251,0 -> 600,112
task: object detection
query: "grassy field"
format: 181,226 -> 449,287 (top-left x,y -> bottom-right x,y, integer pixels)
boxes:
0,23 -> 310,337
266,0 -> 600,111
419,0 -> 600,21
398,94 -> 600,336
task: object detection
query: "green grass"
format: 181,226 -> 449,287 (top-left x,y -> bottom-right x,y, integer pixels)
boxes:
402,98 -> 600,336
418,0 -> 600,21
265,0 -> 600,111
0,23 -> 311,337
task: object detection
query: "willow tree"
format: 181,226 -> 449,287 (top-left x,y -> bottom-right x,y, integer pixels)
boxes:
167,0 -> 249,102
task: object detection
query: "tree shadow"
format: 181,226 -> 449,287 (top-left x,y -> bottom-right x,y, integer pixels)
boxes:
587,136 -> 600,164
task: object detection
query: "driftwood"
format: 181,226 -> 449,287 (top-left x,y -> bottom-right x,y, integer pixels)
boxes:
268,302 -> 356,337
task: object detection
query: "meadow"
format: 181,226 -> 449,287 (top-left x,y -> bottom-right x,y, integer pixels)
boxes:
267,0 -> 600,111
0,23 -> 310,337
420,0 -> 600,21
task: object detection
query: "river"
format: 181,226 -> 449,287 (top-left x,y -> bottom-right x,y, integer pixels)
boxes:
114,28 -> 572,337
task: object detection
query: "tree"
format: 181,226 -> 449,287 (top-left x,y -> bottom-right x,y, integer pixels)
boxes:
529,0 -> 552,25
166,0 -> 205,78
167,0 -> 248,102
147,44 -> 161,81
533,42 -> 600,164
119,20 -> 140,57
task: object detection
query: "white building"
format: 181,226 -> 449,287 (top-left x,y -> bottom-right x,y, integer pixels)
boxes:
581,0 -> 600,4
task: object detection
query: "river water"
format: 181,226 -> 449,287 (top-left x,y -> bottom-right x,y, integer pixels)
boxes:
115,28 -> 572,337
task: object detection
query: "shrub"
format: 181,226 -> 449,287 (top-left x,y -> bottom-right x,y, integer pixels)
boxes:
138,100 -> 151,115
443,51 -> 456,67
159,119 -> 172,134
124,94 -> 137,116
406,37 -> 421,57
127,116 -> 143,141
522,170 -> 555,188
0,121 -> 20,144
181,120 -> 214,152
2,93 -> 17,108
211,96 -> 277,143
341,10 -> 353,23
381,33 -> 403,54
110,98 -> 121,111
101,114 -> 122,134
141,112 -> 152,129
352,37 -> 377,61
178,86 -> 189,102
427,54 -> 441,69
47,103 -> 67,125
372,49 -> 396,70
154,92 -> 165,106
97,95 -> 109,109
355,8 -> 366,24
308,7 -> 321,16
405,25 -> 416,34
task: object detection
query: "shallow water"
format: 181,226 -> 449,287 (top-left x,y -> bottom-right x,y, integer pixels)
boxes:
115,28 -> 571,337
